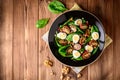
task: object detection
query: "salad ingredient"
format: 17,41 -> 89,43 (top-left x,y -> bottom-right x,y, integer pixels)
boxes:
58,39 -> 68,45
57,32 -> 67,39
48,0 -> 67,14
89,40 -> 98,47
36,18 -> 49,28
74,44 -> 81,50
84,29 -> 90,37
75,19 -> 82,25
66,33 -> 75,41
72,34 -> 80,43
66,47 -> 73,54
85,45 -> 93,52
82,51 -> 91,59
55,37 -> 63,47
92,32 -> 99,40
69,25 -> 77,32
60,26 -> 71,34
72,50 -> 81,58
92,46 -> 99,54
80,24 -> 88,29
79,36 -> 86,45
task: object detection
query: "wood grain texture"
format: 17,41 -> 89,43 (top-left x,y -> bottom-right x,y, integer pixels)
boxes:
0,0 -> 120,80
0,0 -> 13,80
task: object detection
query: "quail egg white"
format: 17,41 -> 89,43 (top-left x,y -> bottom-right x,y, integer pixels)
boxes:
72,50 -> 81,58
72,34 -> 80,43
92,32 -> 99,40
57,32 -> 67,39
75,19 -> 82,25
85,45 -> 93,52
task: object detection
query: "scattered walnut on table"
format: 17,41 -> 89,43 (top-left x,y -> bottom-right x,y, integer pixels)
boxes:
62,66 -> 70,74
77,73 -> 82,78
43,59 -> 53,67
66,76 -> 71,80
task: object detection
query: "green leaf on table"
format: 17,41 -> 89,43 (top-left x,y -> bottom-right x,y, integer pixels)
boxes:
36,18 -> 49,28
48,0 -> 67,14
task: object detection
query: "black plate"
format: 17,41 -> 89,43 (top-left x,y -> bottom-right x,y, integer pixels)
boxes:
48,10 -> 105,67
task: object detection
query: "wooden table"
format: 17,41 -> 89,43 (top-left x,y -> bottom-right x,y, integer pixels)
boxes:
0,0 -> 120,80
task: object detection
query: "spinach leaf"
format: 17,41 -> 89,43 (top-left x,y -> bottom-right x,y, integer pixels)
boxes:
55,36 -> 63,47
48,0 -> 67,14
66,33 -> 75,41
36,18 -> 49,28
58,45 -> 70,57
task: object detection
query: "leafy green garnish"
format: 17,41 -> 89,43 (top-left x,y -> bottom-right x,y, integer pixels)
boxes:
55,36 -> 63,47
66,33 -> 75,41
58,45 -> 70,57
36,18 -> 49,28
48,0 -> 67,14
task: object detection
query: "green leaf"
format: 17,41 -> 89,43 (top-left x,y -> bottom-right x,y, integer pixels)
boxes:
66,33 -> 75,41
36,18 -> 49,28
55,36 -> 63,47
48,0 -> 67,14
58,45 -> 70,57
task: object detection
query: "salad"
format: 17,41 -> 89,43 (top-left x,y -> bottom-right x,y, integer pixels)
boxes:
55,17 -> 99,61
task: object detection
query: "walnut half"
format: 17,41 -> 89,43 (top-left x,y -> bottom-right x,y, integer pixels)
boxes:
44,59 -> 53,67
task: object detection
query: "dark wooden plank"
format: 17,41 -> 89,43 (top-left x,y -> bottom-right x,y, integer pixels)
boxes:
88,0 -> 113,80
113,0 -> 120,80
0,0 -> 13,80
24,0 -> 39,80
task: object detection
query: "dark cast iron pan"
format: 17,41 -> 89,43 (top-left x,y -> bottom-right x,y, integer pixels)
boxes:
48,10 -> 105,67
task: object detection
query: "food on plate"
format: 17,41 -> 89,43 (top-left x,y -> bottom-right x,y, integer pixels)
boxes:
55,17 -> 99,61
